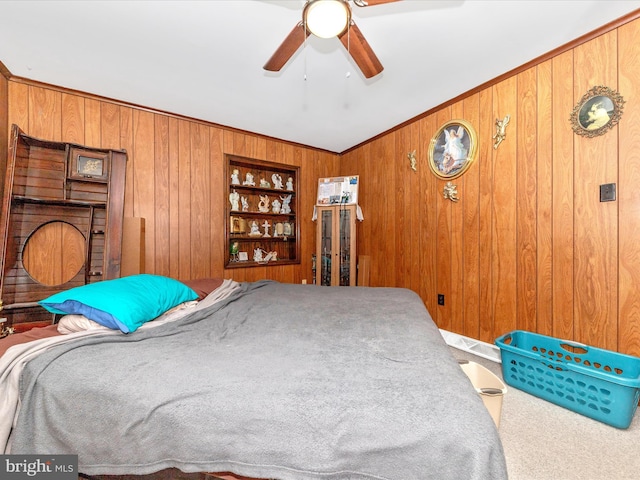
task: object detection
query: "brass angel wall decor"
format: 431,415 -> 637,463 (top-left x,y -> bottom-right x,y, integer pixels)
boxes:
493,115 -> 510,149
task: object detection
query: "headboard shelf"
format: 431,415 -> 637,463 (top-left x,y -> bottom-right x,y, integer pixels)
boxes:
0,124 -> 128,332
12,195 -> 107,208
1,301 -> 40,310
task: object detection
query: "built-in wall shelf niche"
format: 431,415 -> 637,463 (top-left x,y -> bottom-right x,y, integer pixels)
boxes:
225,154 -> 300,268
0,124 -> 127,332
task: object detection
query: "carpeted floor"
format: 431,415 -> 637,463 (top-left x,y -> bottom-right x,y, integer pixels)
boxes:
450,347 -> 640,480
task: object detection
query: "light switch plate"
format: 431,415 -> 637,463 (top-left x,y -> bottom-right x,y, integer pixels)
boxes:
600,183 -> 616,202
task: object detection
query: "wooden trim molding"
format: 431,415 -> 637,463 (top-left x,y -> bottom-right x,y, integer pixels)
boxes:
341,8 -> 640,155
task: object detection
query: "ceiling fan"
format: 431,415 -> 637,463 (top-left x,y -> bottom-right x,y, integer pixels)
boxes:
263,0 -> 402,79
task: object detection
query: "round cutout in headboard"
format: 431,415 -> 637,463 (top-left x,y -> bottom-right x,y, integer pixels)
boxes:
23,221 -> 85,286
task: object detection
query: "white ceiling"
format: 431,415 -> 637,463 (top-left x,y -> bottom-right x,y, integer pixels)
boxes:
1,1 -> 639,153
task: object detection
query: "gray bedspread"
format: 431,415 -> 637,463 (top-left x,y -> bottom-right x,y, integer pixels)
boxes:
11,281 -> 507,479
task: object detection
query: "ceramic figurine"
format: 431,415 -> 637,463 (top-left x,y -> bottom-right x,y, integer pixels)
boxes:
258,195 -> 270,213
262,220 -> 271,237
243,172 -> 255,186
229,190 -> 240,211
231,169 -> 240,185
272,173 -> 283,190
249,221 -> 261,237
280,194 -> 292,214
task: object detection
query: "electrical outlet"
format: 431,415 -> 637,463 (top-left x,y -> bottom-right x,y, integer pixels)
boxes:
437,294 -> 445,306
600,183 -> 616,202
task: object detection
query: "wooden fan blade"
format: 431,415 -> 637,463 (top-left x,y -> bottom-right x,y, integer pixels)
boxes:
338,21 -> 383,78
263,22 -> 310,72
353,0 -> 402,6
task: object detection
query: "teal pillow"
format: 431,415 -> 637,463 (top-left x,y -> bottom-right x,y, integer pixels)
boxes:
39,274 -> 198,333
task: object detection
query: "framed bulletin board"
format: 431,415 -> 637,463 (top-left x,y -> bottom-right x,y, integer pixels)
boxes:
317,176 -> 359,205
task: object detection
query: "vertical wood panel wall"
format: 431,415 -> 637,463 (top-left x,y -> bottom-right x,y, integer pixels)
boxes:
3,15 -> 640,356
340,16 -> 640,356
6,80 -> 339,285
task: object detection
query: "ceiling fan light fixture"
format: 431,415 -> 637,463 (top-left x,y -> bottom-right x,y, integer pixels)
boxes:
304,0 -> 351,39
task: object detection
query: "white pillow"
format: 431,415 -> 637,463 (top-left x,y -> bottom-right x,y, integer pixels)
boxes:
57,314 -> 109,334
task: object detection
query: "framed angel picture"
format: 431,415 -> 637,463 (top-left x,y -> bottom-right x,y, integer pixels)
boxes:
428,119 -> 478,180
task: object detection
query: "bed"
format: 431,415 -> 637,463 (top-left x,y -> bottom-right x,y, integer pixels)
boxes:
0,276 -> 507,480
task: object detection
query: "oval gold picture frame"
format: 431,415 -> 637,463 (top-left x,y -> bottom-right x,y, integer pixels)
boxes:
428,119 -> 478,180
570,85 -> 625,138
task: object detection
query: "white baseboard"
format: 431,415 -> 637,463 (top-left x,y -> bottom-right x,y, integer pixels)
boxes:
440,329 -> 502,363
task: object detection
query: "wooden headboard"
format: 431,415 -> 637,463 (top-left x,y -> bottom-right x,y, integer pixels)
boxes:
0,124 -> 127,333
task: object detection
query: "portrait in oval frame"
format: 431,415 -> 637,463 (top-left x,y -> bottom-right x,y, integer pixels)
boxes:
570,85 -> 625,138
428,119 -> 478,180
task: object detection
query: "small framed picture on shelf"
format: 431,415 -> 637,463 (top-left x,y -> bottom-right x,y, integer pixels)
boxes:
68,147 -> 110,182
238,252 -> 248,262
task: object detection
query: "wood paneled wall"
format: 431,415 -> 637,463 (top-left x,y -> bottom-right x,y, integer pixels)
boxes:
3,15 -> 640,356
5,80 -> 339,285
341,16 -> 640,356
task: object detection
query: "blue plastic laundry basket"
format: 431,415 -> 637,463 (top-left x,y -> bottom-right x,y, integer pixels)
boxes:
495,330 -> 640,429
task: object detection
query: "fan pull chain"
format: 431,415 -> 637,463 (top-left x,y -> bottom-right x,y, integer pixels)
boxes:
343,20 -> 351,111
303,23 -> 308,81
